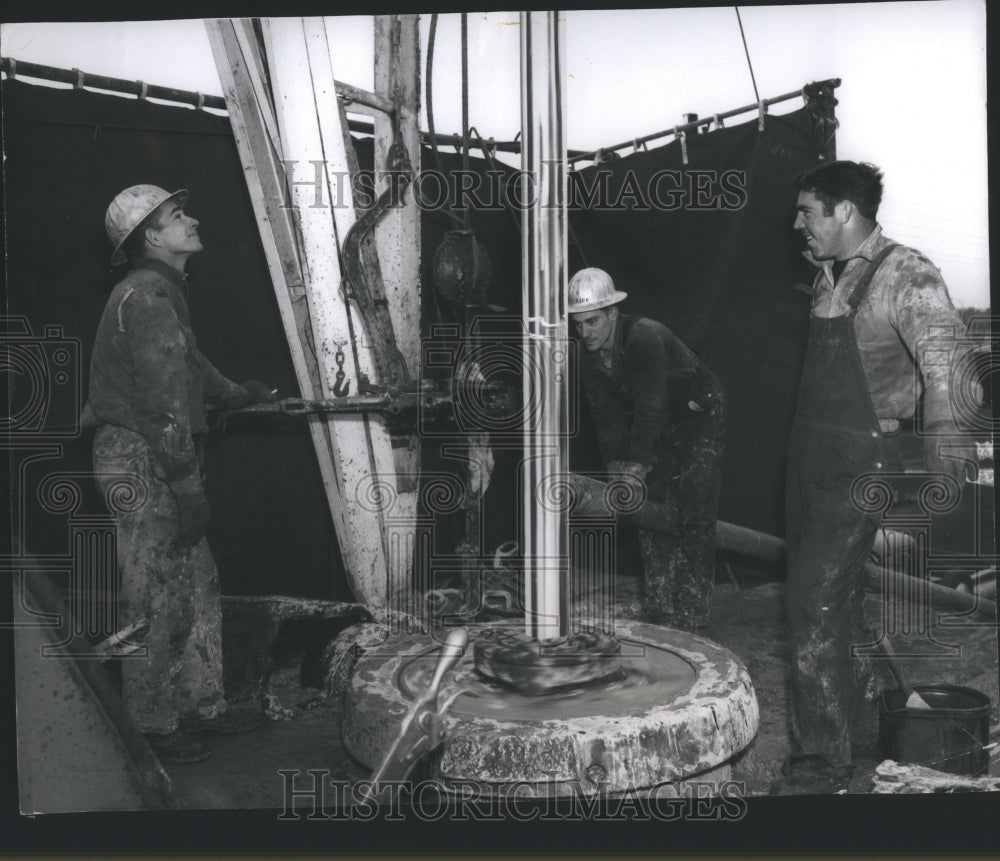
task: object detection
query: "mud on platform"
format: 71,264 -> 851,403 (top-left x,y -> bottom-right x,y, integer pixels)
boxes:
698,576 -> 1000,795
162,567 -> 998,809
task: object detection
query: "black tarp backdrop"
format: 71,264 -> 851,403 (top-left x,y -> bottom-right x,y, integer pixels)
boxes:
2,79 -> 345,599
3,78 -> 827,600
566,111 -> 827,533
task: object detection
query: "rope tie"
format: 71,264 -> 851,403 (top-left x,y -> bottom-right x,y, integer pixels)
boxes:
714,113 -> 724,130
195,92 -> 205,111
734,6 -> 761,104
820,116 -> 840,159
424,13 -> 463,228
675,127 -> 688,165
73,68 -> 84,89
468,126 -> 520,233
758,100 -> 767,132
6,59 -> 15,79
137,81 -> 148,101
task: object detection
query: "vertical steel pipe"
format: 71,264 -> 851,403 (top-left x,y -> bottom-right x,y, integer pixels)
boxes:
520,11 -> 568,640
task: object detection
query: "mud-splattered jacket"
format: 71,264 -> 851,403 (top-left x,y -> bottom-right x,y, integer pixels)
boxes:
580,314 -> 703,467
805,225 -> 972,428
85,258 -> 249,483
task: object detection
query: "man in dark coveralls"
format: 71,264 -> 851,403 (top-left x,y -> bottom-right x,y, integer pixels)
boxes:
83,185 -> 276,763
569,267 -> 725,630
773,161 -> 980,794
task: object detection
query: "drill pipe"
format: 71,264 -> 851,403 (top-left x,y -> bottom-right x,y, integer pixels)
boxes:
566,474 -> 997,620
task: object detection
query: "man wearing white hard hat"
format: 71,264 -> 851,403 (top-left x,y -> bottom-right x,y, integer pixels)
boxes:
84,185 -> 276,763
569,267 -> 725,630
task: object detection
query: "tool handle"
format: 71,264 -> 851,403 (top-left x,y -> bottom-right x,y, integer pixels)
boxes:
877,637 -> 912,696
427,628 -> 468,699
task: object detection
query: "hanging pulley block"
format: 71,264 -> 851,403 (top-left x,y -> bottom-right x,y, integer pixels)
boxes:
432,229 -> 493,308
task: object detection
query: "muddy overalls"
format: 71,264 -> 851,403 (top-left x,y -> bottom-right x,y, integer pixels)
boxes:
785,244 -> 899,771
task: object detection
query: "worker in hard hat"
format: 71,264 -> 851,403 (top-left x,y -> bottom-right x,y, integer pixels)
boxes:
568,267 -> 725,630
83,185 -> 276,764
772,161 -> 982,795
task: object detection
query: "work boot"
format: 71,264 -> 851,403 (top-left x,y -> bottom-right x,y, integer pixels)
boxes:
769,753 -> 852,796
143,729 -> 211,764
182,704 -> 267,736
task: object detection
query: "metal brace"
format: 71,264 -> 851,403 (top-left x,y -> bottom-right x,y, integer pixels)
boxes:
340,139 -> 413,386
525,316 -> 564,343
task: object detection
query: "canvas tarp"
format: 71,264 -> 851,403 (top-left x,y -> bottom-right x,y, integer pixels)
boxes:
2,77 -> 830,599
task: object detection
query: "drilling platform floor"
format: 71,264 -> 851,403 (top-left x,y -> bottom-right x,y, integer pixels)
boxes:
162,566 -> 999,810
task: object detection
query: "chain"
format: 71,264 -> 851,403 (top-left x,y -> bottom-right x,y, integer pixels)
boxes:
333,340 -> 350,397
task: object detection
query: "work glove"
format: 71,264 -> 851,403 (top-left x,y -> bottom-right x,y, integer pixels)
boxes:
606,460 -> 651,500
240,380 -> 278,406
922,422 -> 978,485
170,474 -> 211,549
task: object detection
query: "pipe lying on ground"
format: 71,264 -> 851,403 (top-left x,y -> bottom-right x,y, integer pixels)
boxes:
566,473 -> 997,621
863,563 -> 996,622
567,473 -> 785,562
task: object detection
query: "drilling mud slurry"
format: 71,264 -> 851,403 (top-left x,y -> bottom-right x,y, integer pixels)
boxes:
399,636 -> 697,721
342,621 -> 760,793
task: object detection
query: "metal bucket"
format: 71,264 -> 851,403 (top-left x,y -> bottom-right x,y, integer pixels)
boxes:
878,684 -> 992,776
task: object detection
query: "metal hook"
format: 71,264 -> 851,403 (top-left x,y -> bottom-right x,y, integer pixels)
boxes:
333,374 -> 351,397
332,341 -> 351,397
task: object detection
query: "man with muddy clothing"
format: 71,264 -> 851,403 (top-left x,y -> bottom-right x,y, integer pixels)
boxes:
569,267 -> 725,631
84,185 -> 276,763
773,161 -> 980,794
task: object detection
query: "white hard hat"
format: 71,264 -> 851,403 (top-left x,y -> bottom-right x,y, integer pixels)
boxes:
567,268 -> 628,313
105,184 -> 188,266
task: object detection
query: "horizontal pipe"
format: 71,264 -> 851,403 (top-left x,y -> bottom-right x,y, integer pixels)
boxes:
1,56 -> 401,118
1,56 -> 520,152
567,474 -> 784,560
716,521 -> 786,564
2,57 -> 831,164
425,130 -> 522,154
567,474 -> 996,620
1,56 -> 228,111
567,77 -> 841,164
864,563 -> 997,622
